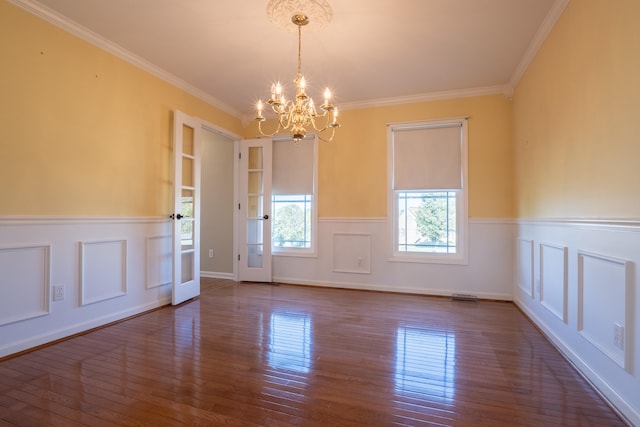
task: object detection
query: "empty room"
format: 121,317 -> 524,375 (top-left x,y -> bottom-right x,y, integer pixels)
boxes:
1,0 -> 638,425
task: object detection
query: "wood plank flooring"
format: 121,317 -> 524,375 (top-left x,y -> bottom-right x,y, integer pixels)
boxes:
0,278 -> 627,426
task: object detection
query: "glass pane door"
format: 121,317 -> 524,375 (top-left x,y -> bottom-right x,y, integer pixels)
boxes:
247,147 -> 264,268
239,139 -> 272,282
172,111 -> 201,304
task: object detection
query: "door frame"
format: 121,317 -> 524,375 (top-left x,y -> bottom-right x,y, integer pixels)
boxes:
200,120 -> 242,282
171,113 -> 242,289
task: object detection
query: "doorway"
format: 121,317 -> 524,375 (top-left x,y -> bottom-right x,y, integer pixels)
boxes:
200,128 -> 236,280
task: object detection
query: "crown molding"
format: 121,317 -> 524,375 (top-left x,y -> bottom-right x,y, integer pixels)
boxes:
339,85 -> 510,111
240,84 -> 508,124
507,0 -> 570,94
8,0 -> 243,120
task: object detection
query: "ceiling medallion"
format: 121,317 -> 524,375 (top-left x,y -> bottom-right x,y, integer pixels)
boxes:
266,0 -> 333,33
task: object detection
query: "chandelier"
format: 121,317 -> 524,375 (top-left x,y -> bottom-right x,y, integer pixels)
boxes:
255,8 -> 340,143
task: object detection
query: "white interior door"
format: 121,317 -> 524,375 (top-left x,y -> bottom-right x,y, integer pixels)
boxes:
171,110 -> 201,304
238,138 -> 272,282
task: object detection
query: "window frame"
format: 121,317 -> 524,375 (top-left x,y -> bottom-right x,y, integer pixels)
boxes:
396,190 -> 458,254
387,118 -> 469,265
271,193 -> 313,249
271,135 -> 318,258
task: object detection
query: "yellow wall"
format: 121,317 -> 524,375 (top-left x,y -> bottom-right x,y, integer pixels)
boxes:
5,0 -> 637,221
512,0 -> 640,219
3,2 -> 515,220
0,1 -> 243,216
246,94 -> 514,218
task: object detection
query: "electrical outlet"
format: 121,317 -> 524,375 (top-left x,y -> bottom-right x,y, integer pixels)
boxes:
53,286 -> 64,301
209,249 -> 214,258
613,323 -> 625,350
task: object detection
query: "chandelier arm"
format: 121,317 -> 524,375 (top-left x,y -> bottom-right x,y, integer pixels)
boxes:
316,126 -> 336,143
307,100 -> 320,118
280,114 -> 290,130
310,122 -> 327,133
278,101 -> 296,129
257,119 -> 282,138
309,114 -> 333,132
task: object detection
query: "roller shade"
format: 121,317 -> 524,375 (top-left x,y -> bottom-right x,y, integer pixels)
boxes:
272,139 -> 314,195
393,124 -> 462,190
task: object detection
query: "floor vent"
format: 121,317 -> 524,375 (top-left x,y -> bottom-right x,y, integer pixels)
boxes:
451,293 -> 477,302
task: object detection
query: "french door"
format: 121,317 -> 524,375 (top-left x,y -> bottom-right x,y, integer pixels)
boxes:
171,110 -> 201,304
238,138 -> 272,282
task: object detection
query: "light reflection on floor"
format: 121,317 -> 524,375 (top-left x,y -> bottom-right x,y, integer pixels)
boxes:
394,325 -> 456,401
267,311 -> 313,373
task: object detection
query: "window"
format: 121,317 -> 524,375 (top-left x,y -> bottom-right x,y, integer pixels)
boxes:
272,194 -> 312,248
388,118 -> 468,263
397,191 -> 457,253
271,137 -> 317,256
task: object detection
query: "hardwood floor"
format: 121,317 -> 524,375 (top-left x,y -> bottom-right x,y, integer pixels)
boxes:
0,278 -> 626,426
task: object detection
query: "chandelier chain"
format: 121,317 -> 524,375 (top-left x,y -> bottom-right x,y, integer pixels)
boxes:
298,23 -> 302,76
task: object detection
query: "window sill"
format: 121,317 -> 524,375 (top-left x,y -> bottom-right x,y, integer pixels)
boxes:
273,249 -> 318,259
388,254 -> 468,266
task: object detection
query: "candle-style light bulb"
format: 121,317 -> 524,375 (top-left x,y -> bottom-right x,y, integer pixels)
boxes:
275,82 -> 282,95
324,88 -> 331,101
300,76 -> 306,89
332,107 -> 339,124
257,99 -> 263,113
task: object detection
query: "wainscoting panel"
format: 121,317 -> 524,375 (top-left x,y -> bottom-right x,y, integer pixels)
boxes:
515,219 -> 639,425
0,217 -> 172,358
518,239 -> 534,298
80,239 -> 127,306
578,250 -> 632,371
540,243 -> 568,323
273,219 -> 514,300
0,244 -> 50,326
146,235 -> 172,289
332,233 -> 371,274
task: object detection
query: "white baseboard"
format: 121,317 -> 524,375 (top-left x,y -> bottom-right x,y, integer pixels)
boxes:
201,271 -> 234,280
273,276 -> 512,301
1,298 -> 170,357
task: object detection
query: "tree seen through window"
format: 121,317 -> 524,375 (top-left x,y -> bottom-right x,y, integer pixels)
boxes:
398,191 -> 456,253
272,194 -> 312,248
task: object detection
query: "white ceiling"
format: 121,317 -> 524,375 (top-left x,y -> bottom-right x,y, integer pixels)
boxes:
14,0 -> 566,119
